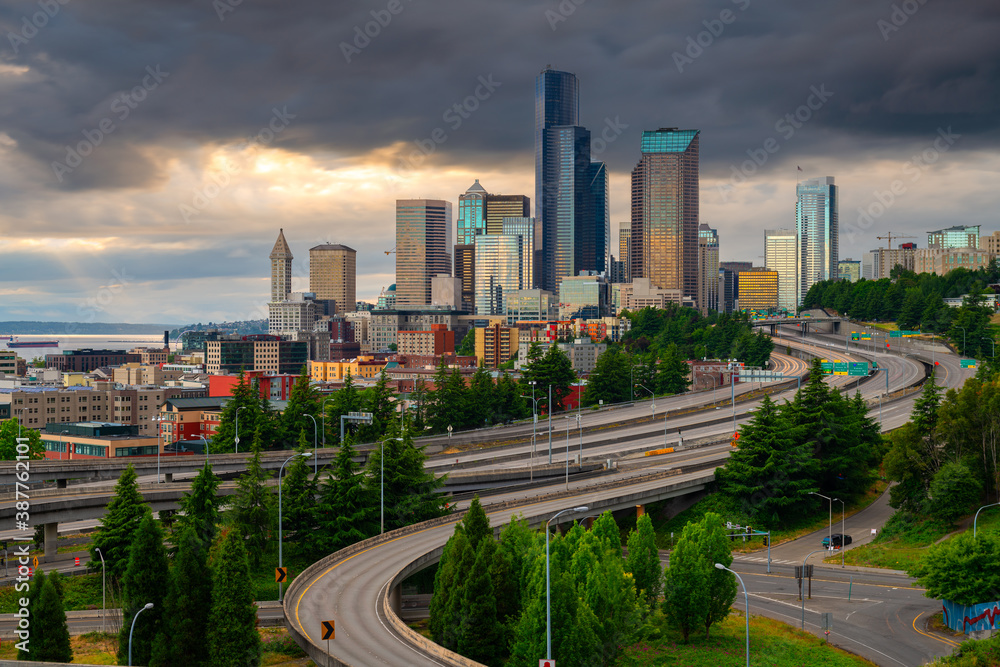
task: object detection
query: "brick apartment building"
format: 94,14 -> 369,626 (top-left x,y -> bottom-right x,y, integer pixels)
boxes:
45,349 -> 142,373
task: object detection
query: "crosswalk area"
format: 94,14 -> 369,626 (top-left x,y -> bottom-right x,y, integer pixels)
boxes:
733,555 -> 799,566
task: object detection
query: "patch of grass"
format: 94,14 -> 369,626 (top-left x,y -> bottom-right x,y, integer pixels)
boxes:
616,610 -> 875,666
408,618 -> 432,639
826,511 -> 950,570
927,632 -> 1000,666
261,627 -> 308,662
0,571 -> 106,613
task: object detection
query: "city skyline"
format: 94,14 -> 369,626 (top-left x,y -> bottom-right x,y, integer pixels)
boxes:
0,0 -> 997,322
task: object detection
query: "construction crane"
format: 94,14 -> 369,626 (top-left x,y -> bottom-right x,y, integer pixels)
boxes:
385,246 -> 395,255
875,232 -> 917,279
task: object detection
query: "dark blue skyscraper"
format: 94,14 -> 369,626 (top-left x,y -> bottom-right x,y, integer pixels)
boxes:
534,67 -> 605,291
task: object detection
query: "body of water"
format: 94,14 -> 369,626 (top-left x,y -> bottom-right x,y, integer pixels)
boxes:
1,334 -> 171,358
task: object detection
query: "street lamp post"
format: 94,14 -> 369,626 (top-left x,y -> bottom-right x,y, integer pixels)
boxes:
278,451 -> 312,602
564,417 -> 570,490
548,384 -> 553,465
576,413 -> 582,471
715,564 -> 749,667
304,414 -> 318,475
954,325 -> 966,355
974,502 -> 1000,537
809,492 -> 833,552
800,550 -> 823,629
546,506 -> 589,660
235,405 -> 247,454
834,498 -> 845,567
983,337 -> 996,358
94,547 -> 106,633
129,603 -> 154,666
524,382 -> 541,483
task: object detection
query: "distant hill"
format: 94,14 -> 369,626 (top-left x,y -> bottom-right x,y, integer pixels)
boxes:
0,321 -> 180,335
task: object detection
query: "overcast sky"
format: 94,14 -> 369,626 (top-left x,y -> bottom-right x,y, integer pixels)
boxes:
0,0 -> 997,324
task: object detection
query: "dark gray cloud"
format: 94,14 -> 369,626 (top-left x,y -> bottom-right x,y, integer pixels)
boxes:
0,0 -> 997,319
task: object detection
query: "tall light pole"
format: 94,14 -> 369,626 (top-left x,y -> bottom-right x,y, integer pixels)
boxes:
564,416 -> 570,490
715,564 -> 749,667
94,547 -> 106,633
304,414 -> 318,475
548,384 -> 553,465
834,498 -> 845,567
809,492 -> 833,550
576,413 -> 582,471
234,405 -> 247,454
58,430 -> 69,462
546,506 -> 589,661
129,602 -> 154,666
380,437 -> 404,534
955,325 -> 966,355
974,502 -> 1000,538
278,451 -> 312,602
983,337 -> 996,359
524,384 -> 541,483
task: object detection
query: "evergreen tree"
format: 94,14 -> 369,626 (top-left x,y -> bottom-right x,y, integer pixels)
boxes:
228,434 -> 276,568
278,367 -> 319,450
715,395 -> 817,528
429,529 -> 469,647
151,526 -> 212,667
365,422 -> 446,532
281,433 -> 319,547
457,538 -> 502,664
440,531 -> 475,651
469,365 -> 498,426
31,572 -> 72,663
210,371 -> 266,454
426,358 -> 469,433
326,369 -> 361,445
117,513 -> 169,666
0,418 -> 45,459
314,434 -> 376,555
91,464 -> 149,581
494,371 -> 529,423
697,512 -> 737,638
583,347 -> 631,406
174,461 -> 225,547
626,513 -> 662,611
462,496 -> 491,549
655,343 -> 692,396
662,520 -> 709,641
489,517 -> 533,656
928,462 -> 983,524
359,368 -> 395,442
208,528 -> 262,667
18,569 -> 47,661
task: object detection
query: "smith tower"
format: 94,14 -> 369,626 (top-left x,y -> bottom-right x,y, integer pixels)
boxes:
270,228 -> 293,303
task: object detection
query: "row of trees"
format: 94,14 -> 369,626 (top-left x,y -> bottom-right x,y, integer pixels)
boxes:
802,266 -> 999,358
714,359 -> 883,528
622,305 -> 774,368
429,500 -> 736,666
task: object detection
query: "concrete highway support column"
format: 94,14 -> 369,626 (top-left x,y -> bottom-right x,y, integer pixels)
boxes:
56,478 -> 67,489
164,473 -> 173,482
44,522 -> 58,561
388,584 -> 402,617
636,504 -> 645,519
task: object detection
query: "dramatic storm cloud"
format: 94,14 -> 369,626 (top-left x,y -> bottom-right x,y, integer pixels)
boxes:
0,0 -> 997,322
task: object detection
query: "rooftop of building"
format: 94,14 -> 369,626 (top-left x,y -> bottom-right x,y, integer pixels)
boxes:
309,243 -> 356,252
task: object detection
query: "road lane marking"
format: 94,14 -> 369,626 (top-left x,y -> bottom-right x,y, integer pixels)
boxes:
911,611 -> 960,648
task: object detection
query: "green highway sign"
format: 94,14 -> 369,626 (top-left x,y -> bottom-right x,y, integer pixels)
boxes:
820,361 -> 834,375
848,362 -> 869,376
851,332 -> 860,341
902,330 -> 920,337
889,330 -> 902,338
961,359 -> 977,369
833,362 -> 849,376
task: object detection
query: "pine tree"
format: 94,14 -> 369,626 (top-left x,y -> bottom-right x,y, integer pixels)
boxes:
18,569 -> 47,661
210,371 -> 265,454
282,432 -> 319,548
228,434 -> 276,568
208,528 -> 262,667
117,513 -> 169,666
314,434 -> 376,556
359,368 -> 396,442
462,496 -> 491,549
441,531 -> 475,651
698,512 -> 737,638
626,513 -> 662,611
469,365 -> 498,427
91,464 -> 149,582
278,367 -> 319,450
151,526 -> 212,667
31,572 -> 72,663
583,347 -> 631,406
365,422 -> 446,532
326,369 -> 361,444
662,520 -> 709,642
457,538 -> 502,664
174,461 -> 225,547
429,529 -> 468,647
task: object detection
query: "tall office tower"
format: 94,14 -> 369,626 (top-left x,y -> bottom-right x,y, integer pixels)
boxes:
396,199 -> 453,306
309,244 -> 357,314
270,228 -> 293,303
764,229 -> 798,312
928,225 -> 980,249
474,218 -> 534,316
618,225 -> 632,281
590,161 -> 609,274
453,244 -> 475,313
697,224 -> 720,315
456,180 -> 488,245
535,67 -> 604,291
796,176 -> 839,304
485,194 -> 531,235
630,129 -> 700,305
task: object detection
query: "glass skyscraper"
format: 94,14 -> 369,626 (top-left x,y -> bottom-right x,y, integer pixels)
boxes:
796,177 -> 838,304
697,224 -> 719,315
534,67 -> 605,292
456,180 -> 487,245
395,199 -> 453,307
630,128 -> 700,305
474,218 -> 534,316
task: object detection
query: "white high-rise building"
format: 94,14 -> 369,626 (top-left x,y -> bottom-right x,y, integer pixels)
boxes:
764,229 -> 798,312
796,177 -> 838,304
